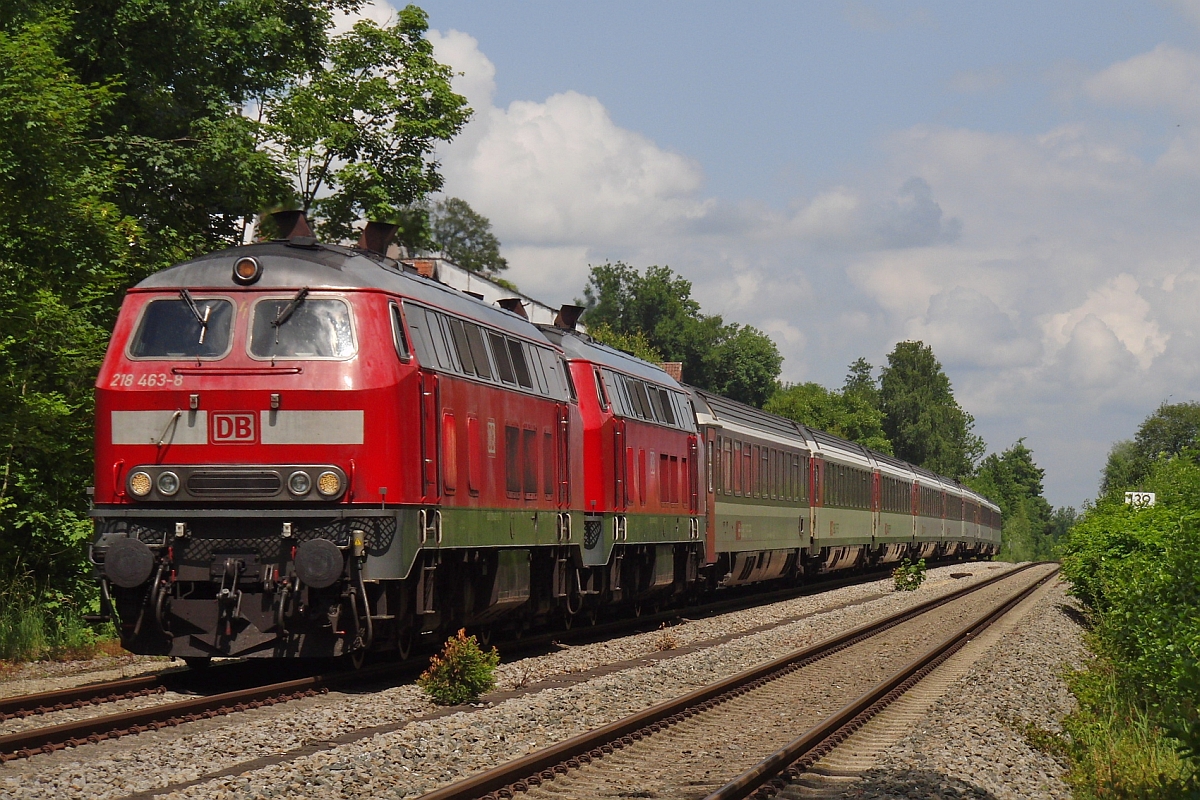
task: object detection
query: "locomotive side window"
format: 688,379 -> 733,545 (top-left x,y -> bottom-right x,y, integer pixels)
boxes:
129,297 -> 234,359
489,331 -> 516,384
464,324 -> 493,380
390,303 -> 411,361
508,340 -> 534,389
250,297 -> 355,359
446,317 -> 477,374
402,305 -> 439,367
505,425 -> 521,495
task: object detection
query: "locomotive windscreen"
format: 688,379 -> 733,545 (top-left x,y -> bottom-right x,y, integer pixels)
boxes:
130,297 -> 234,359
249,297 -> 355,359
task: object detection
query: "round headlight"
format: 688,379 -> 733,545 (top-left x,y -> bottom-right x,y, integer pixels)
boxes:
288,470 -> 312,496
128,471 -> 152,498
232,256 -> 261,285
316,471 -> 342,497
157,471 -> 180,496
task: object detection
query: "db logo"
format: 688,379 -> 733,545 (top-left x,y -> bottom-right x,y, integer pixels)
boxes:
211,412 -> 256,443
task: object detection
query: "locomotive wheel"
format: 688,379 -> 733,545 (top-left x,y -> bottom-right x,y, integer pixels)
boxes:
396,625 -> 414,660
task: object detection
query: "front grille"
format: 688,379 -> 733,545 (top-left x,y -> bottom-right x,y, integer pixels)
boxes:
186,470 -> 281,497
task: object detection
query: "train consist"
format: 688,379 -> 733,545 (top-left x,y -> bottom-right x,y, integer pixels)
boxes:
90,214 -> 1001,664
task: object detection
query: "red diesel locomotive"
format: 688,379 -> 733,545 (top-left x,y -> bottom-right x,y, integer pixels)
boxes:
90,216 -> 999,665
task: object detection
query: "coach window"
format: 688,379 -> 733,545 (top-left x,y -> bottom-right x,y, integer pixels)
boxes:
741,443 -> 751,497
389,303 -> 411,361
723,438 -> 733,494
467,416 -> 482,495
659,453 -> 670,504
732,441 -> 742,495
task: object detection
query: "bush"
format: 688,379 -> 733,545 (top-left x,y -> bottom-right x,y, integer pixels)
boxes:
1060,453 -> 1200,787
892,558 -> 926,591
417,629 -> 500,705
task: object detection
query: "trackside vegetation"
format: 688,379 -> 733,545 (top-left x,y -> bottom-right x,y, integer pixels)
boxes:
1058,404 -> 1200,797
418,629 -> 500,705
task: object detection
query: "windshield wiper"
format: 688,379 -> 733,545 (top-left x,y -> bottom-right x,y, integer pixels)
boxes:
273,287 -> 309,331
179,289 -> 211,344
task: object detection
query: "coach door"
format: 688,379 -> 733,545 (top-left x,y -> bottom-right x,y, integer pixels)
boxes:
419,372 -> 439,502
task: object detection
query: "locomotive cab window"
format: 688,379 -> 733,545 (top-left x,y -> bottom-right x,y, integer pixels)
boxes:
129,296 -> 234,360
250,296 -> 355,359
390,303 -> 411,361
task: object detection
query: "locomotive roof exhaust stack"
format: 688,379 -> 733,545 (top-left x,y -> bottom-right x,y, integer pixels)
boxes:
357,221 -> 399,256
554,304 -> 585,331
498,298 -> 529,319
269,210 -> 314,240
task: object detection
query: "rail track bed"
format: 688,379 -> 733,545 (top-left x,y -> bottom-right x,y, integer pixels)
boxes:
418,562 -> 1058,800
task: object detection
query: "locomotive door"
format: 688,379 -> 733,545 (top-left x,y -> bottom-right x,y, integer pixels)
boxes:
419,372 -> 439,502
613,417 -> 627,510
556,403 -> 570,507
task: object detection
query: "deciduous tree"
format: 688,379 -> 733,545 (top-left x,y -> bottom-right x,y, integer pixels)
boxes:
765,382 -> 892,454
581,262 -> 781,406
429,197 -> 508,275
878,341 -> 983,478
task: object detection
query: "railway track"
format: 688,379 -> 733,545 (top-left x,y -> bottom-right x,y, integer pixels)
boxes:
0,558 -> 994,764
414,562 -> 1058,800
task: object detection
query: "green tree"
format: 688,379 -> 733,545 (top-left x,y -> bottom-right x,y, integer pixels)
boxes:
0,13 -> 141,592
428,197 -> 508,275
266,10 -> 470,242
878,340 -> 984,478
58,0 -> 357,258
581,262 -> 782,407
968,439 -> 1056,561
1099,402 -> 1200,495
587,323 -> 662,363
842,357 -> 880,410
765,382 -> 892,454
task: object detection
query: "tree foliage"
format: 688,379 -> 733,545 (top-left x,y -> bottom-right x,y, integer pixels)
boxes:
266,11 -> 469,242
429,197 -> 508,275
0,13 -> 140,592
765,380 -> 892,454
878,341 -> 984,479
581,262 -> 782,406
967,439 -> 1062,561
1100,402 -> 1200,496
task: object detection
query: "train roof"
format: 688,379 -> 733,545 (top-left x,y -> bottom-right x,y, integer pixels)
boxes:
539,327 -> 685,389
133,240 -> 554,345
687,386 -> 808,444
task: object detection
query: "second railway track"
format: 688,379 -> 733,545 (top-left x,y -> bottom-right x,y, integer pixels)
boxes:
417,562 -> 1058,800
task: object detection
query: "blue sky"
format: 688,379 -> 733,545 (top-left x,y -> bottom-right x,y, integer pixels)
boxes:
354,2 -> 1200,508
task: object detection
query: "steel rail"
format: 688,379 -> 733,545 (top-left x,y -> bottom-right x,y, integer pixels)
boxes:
704,565 -> 1061,800
415,562 -> 1047,800
0,674 -> 170,722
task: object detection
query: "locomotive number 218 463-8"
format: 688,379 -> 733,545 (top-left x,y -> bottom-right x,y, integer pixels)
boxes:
109,373 -> 184,388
